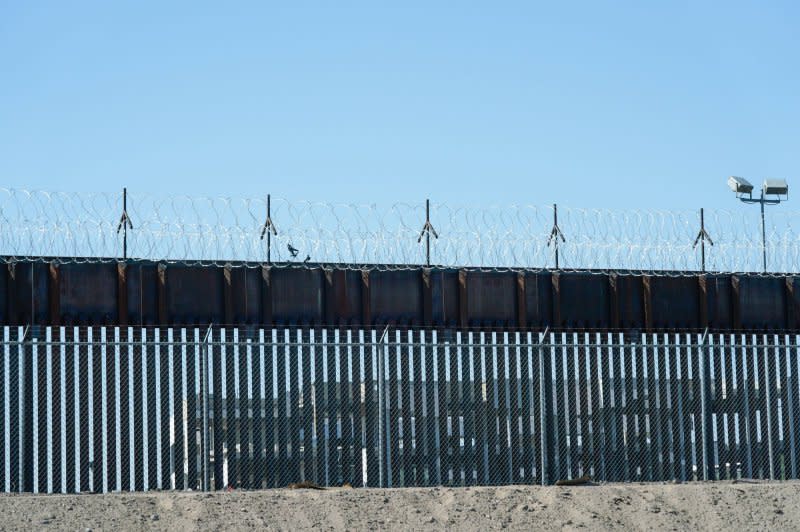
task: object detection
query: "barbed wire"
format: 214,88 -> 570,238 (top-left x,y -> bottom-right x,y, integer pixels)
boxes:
1,187 -> 799,276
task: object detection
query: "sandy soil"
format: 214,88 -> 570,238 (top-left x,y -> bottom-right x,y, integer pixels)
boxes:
0,480 -> 798,531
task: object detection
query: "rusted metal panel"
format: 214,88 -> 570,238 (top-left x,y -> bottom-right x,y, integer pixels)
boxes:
126,263 -> 158,325
216,265 -> 263,325
162,265 -> 223,325
228,266 -> 260,324
707,275 -> 733,329
422,269 -> 433,326
334,270 -> 349,322
786,277 -> 799,329
458,270 -> 468,328
516,272 -> 527,329
525,272 -> 553,327
157,264 -> 168,324
126,263 -> 141,325
370,270 -> 423,325
731,275 -> 742,329
117,263 -> 128,325
698,275 -> 708,328
361,270 -> 371,325
431,270 -> 458,326
696,274 -> 733,329
48,262 -> 60,325
1,260 -> 798,331
556,272 -> 610,328
322,268 -> 358,325
271,267 -> 323,325
737,275 -> 785,329
224,264 -> 234,324
337,269 -> 363,325
34,262 -> 50,325
648,276 -> 701,329
9,262 -> 51,325
261,265 -> 273,325
551,272 -> 561,326
642,276 -> 652,331
323,269 -> 334,323
608,274 -> 620,329
56,262 -> 117,324
4,263 -> 15,324
465,270 -> 516,326
616,274 -> 644,329
0,266 -> 7,323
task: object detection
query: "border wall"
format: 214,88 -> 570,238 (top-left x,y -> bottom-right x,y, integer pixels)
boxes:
1,260 -> 796,330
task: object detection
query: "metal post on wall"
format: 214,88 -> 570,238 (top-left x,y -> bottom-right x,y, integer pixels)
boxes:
760,197 -> 768,273
260,194 -> 277,264
17,325 -> 29,493
116,187 -> 133,261
201,323 -> 213,492
537,326 -> 552,485
698,327 -> 712,481
378,326 -> 391,487
417,199 -> 438,267
372,325 -> 391,488
763,334 -> 775,480
547,204 -> 566,270
693,208 -> 714,272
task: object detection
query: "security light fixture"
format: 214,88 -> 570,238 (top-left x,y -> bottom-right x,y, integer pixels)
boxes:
763,179 -> 788,198
728,176 -> 754,196
727,175 -> 790,273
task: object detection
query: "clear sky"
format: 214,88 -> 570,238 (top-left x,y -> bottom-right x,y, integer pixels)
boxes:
1,1 -> 798,210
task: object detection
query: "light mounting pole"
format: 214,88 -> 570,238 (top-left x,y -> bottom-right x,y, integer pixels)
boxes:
728,176 -> 789,273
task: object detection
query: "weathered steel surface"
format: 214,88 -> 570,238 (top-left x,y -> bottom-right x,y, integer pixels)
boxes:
556,272 -> 609,328
464,270 -> 516,326
370,269 -> 422,325
736,275 -> 785,329
705,274 -> 733,329
270,267 -> 323,325
0,259 -> 797,330
126,263 -> 159,325
647,276 -> 701,329
524,272 -> 553,327
786,276 -> 800,329
5,262 -> 50,325
59,263 -> 117,323
430,269 -> 458,326
615,274 -> 644,329
164,265 -> 223,324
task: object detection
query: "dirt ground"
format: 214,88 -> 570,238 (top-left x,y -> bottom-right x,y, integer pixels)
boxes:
0,480 -> 798,531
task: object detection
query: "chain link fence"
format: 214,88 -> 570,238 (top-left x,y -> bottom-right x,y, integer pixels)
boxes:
0,326 -> 798,493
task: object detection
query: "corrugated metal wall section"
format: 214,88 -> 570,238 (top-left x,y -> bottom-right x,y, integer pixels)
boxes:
1,261 -> 798,330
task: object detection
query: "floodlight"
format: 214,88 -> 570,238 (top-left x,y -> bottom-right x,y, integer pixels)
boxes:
762,179 -> 788,197
727,174 -> 789,273
728,176 -> 753,195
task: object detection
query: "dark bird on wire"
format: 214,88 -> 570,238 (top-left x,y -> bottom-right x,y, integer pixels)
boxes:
287,243 -> 299,258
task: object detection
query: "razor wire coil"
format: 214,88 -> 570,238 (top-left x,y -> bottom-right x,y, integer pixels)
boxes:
1,188 -> 799,275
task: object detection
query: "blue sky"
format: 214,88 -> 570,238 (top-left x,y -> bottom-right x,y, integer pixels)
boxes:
1,1 -> 798,210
